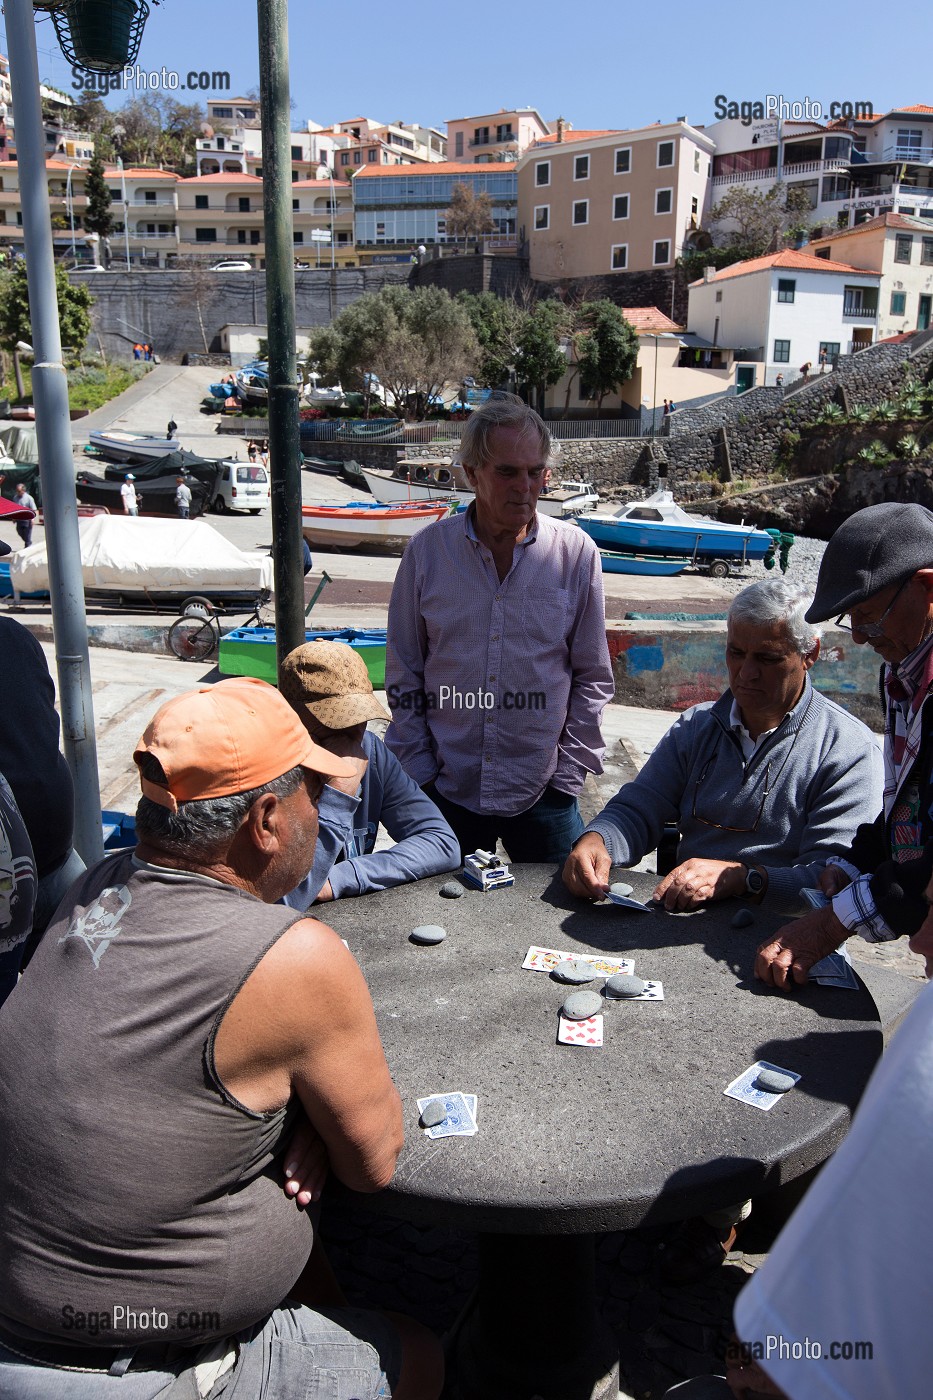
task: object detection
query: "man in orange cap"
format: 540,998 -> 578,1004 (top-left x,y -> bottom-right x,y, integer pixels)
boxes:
0,677 -> 442,1400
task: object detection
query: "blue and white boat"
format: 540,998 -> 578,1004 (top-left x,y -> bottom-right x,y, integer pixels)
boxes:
576,490 -> 778,576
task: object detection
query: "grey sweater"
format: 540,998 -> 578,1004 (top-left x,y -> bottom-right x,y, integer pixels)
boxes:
586,678 -> 883,913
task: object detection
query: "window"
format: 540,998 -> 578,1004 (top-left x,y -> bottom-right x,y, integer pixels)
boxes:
891,291 -> 907,316
895,233 -> 913,263
821,174 -> 851,202
694,149 -> 701,173
823,136 -> 851,161
340,153 -> 349,166
610,243 -> 627,270
572,199 -> 589,226
293,231 -> 303,244
534,205 -> 549,231
238,196 -> 250,212
195,194 -> 208,209
614,147 -> 631,175
109,188 -> 121,200
195,228 -> 217,243
368,149 -> 377,162
657,140 -> 674,167
896,127 -> 923,157
715,290 -> 722,303
923,237 -> 933,265
353,152 -> 361,164
496,123 -> 513,143
773,339 -> 791,363
535,161 -> 550,187
819,341 -> 840,362
691,195 -> 698,216
653,239 -> 670,265
655,188 -> 672,214
613,194 -> 629,220
777,278 -> 796,303
815,247 -> 831,259
292,198 -> 299,211
291,170 -> 298,182
474,126 -> 489,146
454,132 -> 463,158
291,146 -> 301,160
574,154 -> 590,181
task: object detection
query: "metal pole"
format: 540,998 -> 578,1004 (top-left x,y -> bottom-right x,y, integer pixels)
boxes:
118,158 -> 131,270
257,0 -> 304,669
6,0 -> 103,865
329,171 -> 335,269
652,334 -> 659,435
66,163 -> 76,257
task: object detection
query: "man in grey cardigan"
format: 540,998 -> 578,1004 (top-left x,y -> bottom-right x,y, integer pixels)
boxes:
564,580 -> 883,914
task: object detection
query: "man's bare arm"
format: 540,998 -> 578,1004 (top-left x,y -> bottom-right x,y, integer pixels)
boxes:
213,918 -> 404,1193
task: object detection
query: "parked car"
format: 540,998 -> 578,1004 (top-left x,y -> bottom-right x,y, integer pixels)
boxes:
209,260 -> 252,272
212,461 -> 270,515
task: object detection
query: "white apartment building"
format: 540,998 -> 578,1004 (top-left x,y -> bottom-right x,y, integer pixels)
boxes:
809,213 -> 933,337
688,249 -> 881,386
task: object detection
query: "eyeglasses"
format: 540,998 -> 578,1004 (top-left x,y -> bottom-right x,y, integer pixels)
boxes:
836,575 -> 911,637
692,755 -> 773,833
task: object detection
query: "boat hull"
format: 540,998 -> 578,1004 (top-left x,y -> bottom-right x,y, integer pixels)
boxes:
599,551 -> 687,576
219,626 -> 387,688
301,502 -> 450,551
360,466 -> 598,517
89,431 -> 181,463
577,516 -> 773,562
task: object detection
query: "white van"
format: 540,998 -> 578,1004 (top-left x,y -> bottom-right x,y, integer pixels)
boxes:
212,461 -> 270,515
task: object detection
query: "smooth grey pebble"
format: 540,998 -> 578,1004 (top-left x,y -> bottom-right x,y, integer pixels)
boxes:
605,974 -> 647,999
419,1099 -> 447,1128
610,882 -> 634,897
754,1069 -> 796,1094
554,959 -> 596,984
439,881 -> 464,899
561,991 -> 604,1021
410,924 -> 446,945
731,908 -> 756,929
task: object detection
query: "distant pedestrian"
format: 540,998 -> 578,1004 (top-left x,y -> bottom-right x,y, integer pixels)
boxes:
166,417 -> 178,440
799,361 -> 812,383
662,399 -> 671,416
133,344 -> 142,360
819,348 -> 828,374
14,484 -> 36,548
668,400 -> 677,414
175,476 -> 192,520
248,440 -> 258,463
776,372 -> 785,389
120,474 -> 138,516
143,344 -> 152,362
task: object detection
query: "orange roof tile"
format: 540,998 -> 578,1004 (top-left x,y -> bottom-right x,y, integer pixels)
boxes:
690,249 -> 881,285
891,104 -> 933,115
177,172 -> 263,184
620,307 -> 685,334
533,129 -> 620,145
353,160 -> 515,177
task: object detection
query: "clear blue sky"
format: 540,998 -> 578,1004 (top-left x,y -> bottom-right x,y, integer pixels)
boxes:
7,0 -> 932,135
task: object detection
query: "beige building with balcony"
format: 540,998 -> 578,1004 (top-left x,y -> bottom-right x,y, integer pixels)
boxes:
446,107 -> 550,164
176,171 -> 357,267
517,121 -> 715,282
809,212 -> 933,337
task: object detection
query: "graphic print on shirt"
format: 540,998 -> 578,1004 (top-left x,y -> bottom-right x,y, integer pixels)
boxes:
59,885 -> 132,967
0,788 -> 36,954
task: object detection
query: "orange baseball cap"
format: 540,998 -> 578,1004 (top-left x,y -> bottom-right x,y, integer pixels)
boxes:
134,676 -> 355,813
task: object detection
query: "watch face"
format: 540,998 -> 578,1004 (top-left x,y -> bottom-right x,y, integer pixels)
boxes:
746,869 -> 765,895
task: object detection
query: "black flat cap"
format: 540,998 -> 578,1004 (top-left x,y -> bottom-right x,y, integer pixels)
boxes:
806,503 -> 933,623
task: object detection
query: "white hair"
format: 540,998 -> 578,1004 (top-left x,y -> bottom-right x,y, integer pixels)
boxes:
728,579 -> 821,655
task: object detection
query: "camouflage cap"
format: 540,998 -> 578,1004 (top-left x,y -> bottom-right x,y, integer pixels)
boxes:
279,640 -> 391,730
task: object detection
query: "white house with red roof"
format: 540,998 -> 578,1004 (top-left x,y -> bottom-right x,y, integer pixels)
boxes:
687,249 -> 881,386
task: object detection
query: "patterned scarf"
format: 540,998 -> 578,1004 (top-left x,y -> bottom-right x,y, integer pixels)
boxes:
884,630 -> 933,861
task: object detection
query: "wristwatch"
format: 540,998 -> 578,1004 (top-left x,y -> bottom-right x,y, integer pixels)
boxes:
744,865 -> 766,898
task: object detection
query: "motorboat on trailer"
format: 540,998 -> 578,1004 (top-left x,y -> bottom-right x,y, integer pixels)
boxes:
575,490 -> 780,576
359,461 -> 599,518
88,429 -> 181,463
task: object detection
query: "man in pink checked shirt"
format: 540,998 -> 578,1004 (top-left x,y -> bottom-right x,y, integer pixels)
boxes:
385,395 -> 615,863
756,502 -> 933,989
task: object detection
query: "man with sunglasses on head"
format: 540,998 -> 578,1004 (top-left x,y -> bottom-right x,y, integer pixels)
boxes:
757,502 -> 933,989
564,579 -> 882,914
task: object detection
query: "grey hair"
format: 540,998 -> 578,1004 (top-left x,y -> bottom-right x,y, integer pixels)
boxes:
457,392 -> 558,470
135,756 -> 310,857
728,579 -> 821,654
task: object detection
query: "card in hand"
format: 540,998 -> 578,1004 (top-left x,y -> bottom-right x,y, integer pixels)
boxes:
809,952 -> 859,989
557,1013 -> 604,1046
523,945 -> 634,976
604,890 -> 654,913
724,1060 -> 801,1111
417,1091 -> 478,1138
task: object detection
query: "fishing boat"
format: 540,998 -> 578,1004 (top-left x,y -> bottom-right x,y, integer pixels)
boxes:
360,461 -> 599,518
302,455 -> 346,477
303,374 -> 345,407
599,551 -> 688,576
88,429 -> 181,463
575,490 -> 778,575
234,367 -> 269,406
219,626 -> 387,688
301,499 -> 454,551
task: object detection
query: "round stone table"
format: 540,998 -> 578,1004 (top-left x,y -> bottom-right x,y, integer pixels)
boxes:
324,866 -> 886,1400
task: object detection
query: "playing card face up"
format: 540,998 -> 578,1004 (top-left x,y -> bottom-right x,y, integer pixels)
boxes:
609,979 -> 664,1001
557,1013 -> 604,1046
724,1060 -> 801,1111
416,1092 -> 478,1138
523,946 -> 634,976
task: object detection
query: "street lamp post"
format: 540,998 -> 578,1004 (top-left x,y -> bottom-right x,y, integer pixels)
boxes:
328,170 -> 336,269
65,162 -> 77,257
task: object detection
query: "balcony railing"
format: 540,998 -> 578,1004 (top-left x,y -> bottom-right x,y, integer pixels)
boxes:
853,144 -> 933,165
712,167 -> 778,186
842,302 -> 878,319
131,229 -> 177,240
468,133 -> 515,149
127,198 -> 176,208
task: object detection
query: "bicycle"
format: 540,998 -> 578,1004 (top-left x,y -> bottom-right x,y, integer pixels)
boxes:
167,589 -> 274,663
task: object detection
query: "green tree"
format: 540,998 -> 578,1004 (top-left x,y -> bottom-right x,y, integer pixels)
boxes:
514,300 -> 570,408
113,95 -> 205,174
708,181 -> 815,258
83,147 -> 115,239
575,301 -> 639,410
0,261 -> 93,399
307,286 -> 479,419
457,290 -> 524,387
444,182 -> 495,250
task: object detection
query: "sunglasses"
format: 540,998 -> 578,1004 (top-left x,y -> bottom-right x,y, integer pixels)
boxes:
836,576 -> 911,638
692,754 -> 774,833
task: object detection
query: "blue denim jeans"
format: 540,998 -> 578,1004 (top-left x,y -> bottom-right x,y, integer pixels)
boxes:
425,783 -> 585,864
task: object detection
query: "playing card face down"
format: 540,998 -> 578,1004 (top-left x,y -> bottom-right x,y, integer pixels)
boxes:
724,1060 -> 801,1111
416,1091 -> 478,1138
557,1013 -> 604,1047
